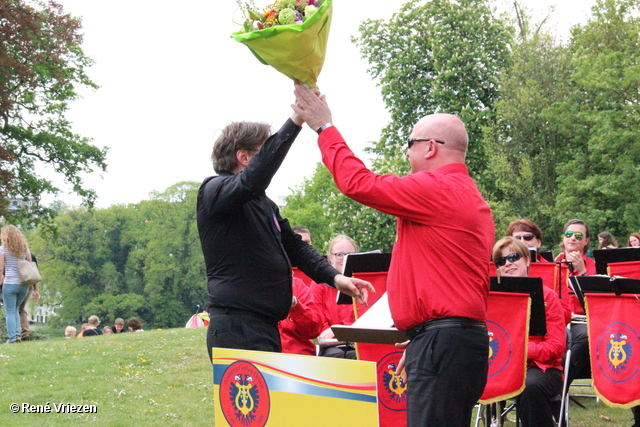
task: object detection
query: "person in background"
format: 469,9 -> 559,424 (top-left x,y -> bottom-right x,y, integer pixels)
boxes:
506,218 -> 548,262
279,227 -> 325,355
103,326 -> 113,335
0,225 -> 34,344
82,315 -> 103,337
628,233 -> 640,247
493,237 -> 566,427
76,323 -> 89,338
18,252 -> 40,341
127,317 -> 144,332
292,226 -> 312,246
598,231 -> 618,249
112,318 -> 125,333
312,235 -> 359,359
65,326 -> 77,338
555,219 -> 595,389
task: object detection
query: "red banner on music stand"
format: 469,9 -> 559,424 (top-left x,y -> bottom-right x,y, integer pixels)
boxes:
353,271 -> 407,427
586,293 -> 640,408
480,292 -> 530,404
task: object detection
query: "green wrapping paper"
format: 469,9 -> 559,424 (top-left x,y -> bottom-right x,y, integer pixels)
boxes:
231,0 -> 332,88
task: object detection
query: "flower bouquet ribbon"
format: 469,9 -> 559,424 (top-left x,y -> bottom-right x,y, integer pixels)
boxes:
231,0 -> 332,89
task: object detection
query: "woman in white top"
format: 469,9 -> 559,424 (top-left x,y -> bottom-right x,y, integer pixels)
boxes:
0,225 -> 31,343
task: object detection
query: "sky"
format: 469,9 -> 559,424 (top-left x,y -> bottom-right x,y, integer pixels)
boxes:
47,0 -> 596,208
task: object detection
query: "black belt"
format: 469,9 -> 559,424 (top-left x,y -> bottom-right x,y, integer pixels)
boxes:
208,306 -> 279,326
406,316 -> 486,340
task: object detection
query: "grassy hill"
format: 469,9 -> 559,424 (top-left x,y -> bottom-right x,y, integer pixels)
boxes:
0,327 -> 212,426
0,327 -> 635,426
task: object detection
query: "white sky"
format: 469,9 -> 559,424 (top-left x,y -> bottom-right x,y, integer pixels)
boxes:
47,0 -> 596,208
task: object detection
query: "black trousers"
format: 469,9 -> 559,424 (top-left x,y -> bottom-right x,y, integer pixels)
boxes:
566,322 -> 590,384
206,308 -> 281,362
517,366 -> 563,427
405,326 -> 488,427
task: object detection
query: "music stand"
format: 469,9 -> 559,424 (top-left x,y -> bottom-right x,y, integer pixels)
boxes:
490,276 -> 547,336
593,247 -> 640,275
337,252 -> 391,304
539,249 -> 554,263
571,275 -> 640,311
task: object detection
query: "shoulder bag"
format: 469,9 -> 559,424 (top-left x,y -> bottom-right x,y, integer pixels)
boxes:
18,252 -> 41,286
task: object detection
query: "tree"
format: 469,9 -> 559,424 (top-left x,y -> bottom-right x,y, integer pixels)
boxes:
480,3 -> 576,245
354,0 -> 513,180
553,0 -> 640,239
0,0 -> 107,221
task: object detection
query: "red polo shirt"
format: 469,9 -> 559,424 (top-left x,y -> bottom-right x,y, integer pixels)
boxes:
319,127 -> 495,331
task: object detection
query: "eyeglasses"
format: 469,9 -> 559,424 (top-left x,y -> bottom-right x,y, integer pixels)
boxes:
496,253 -> 522,267
564,231 -> 585,240
331,252 -> 353,260
407,138 -> 446,149
514,233 -> 536,242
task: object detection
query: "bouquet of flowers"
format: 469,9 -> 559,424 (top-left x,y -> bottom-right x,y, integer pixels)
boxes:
231,0 -> 332,88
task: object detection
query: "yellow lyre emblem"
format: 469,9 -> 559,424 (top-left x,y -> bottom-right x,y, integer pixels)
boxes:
386,368 -> 407,396
234,376 -> 255,416
608,337 -> 628,368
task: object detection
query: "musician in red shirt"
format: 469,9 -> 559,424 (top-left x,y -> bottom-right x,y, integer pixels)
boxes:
279,276 -> 324,355
493,237 -> 566,427
554,219 -> 596,388
293,84 -> 495,427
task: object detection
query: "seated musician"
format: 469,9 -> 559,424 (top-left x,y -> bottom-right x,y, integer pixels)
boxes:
311,235 -> 358,359
554,219 -> 595,387
506,218 -> 548,262
493,237 -> 566,427
279,275 -> 324,356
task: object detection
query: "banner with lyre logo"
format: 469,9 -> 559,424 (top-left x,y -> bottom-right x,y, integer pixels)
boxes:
586,293 -> 640,408
212,348 -> 378,426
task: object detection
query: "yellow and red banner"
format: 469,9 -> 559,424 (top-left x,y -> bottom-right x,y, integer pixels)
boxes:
586,293 -> 640,408
212,348 -> 378,426
480,292 -> 530,404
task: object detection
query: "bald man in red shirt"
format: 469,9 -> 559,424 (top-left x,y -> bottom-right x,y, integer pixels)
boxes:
293,84 -> 495,427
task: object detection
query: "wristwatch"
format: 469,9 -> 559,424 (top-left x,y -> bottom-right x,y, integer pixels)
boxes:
316,122 -> 333,135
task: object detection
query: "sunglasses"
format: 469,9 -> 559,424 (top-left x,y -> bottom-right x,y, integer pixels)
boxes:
407,138 -> 446,149
514,233 -> 536,242
564,231 -> 585,240
496,253 -> 522,267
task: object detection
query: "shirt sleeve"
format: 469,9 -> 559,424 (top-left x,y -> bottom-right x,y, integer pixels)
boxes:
200,119 -> 302,217
318,127 -> 443,224
287,278 -> 324,340
528,288 -> 567,364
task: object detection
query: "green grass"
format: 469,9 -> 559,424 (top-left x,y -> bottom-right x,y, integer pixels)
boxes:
0,327 -> 212,426
474,381 -> 635,427
0,328 -> 634,426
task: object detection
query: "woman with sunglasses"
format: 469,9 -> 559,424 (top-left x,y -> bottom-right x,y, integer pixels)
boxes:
554,219 -> 595,392
492,237 -> 566,427
506,218 -> 549,262
311,235 -> 359,359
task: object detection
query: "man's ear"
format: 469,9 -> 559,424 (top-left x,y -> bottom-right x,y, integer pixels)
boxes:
424,140 -> 437,160
236,149 -> 250,168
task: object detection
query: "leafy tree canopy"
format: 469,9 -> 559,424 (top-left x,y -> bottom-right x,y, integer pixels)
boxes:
0,0 -> 107,222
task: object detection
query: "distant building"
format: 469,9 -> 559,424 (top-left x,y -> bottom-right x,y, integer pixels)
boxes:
7,195 -> 38,215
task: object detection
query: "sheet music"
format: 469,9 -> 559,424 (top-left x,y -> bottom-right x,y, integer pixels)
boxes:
351,292 -> 394,329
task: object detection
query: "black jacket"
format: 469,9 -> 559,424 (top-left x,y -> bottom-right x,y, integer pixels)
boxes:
196,119 -> 338,321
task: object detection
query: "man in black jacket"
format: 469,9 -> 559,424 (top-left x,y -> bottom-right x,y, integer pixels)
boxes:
197,110 -> 373,359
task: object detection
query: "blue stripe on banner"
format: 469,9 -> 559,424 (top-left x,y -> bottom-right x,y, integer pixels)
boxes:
213,364 -> 376,403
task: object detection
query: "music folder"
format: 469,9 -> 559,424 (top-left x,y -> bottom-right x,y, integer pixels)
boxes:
490,276 -> 547,336
570,275 -> 640,311
593,247 -> 640,275
336,252 -> 391,304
